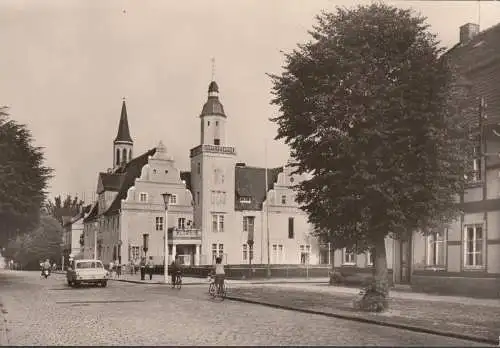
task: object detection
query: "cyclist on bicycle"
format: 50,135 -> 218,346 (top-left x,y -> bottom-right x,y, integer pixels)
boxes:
170,259 -> 181,285
213,257 -> 225,294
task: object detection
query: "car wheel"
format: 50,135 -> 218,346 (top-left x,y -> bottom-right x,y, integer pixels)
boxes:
101,281 -> 107,288
74,281 -> 81,288
67,280 -> 73,287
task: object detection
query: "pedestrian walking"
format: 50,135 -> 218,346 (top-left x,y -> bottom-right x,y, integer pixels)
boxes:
147,257 -> 154,280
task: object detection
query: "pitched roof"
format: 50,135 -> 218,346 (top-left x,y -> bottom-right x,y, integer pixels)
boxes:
444,23 -> 500,124
114,100 -> 133,143
83,202 -> 99,223
97,172 -> 125,193
104,148 -> 157,216
234,166 -> 283,211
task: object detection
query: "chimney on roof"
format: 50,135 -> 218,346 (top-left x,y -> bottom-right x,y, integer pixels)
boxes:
460,23 -> 480,44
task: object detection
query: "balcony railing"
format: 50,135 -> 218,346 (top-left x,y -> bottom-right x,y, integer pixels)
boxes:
168,227 -> 201,240
190,144 -> 236,157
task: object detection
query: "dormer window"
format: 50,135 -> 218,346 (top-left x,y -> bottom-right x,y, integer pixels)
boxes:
208,121 -> 210,126
240,196 -> 251,204
281,195 -> 287,205
140,193 -> 148,202
216,121 -> 219,126
169,194 -> 178,205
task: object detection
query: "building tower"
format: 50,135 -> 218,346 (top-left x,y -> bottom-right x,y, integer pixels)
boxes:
113,99 -> 134,170
190,79 -> 237,263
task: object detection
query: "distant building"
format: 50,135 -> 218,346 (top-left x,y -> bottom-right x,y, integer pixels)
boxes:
62,205 -> 91,265
83,83 -> 318,267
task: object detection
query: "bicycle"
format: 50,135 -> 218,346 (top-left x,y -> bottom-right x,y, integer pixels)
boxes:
208,275 -> 227,300
172,271 -> 182,289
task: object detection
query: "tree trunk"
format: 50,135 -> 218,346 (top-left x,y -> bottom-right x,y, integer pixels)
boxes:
373,235 -> 389,296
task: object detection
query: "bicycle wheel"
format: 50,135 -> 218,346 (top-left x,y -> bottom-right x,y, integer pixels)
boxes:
176,276 -> 182,289
209,283 -> 216,297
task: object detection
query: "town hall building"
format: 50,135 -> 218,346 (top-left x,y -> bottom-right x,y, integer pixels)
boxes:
82,80 -> 319,267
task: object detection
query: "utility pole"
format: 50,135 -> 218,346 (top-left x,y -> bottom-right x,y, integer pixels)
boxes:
265,139 -> 271,278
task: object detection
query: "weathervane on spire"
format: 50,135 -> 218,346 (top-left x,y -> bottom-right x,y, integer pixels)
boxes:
122,96 -> 126,102
211,57 -> 216,81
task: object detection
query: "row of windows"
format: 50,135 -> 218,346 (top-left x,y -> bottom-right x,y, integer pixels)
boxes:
139,193 -> 178,204
340,224 -> 486,269
154,217 -> 191,231
212,215 -> 296,239
115,148 -> 132,166
242,243 -> 311,263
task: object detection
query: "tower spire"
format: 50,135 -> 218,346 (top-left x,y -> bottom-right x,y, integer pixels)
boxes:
114,98 -> 133,143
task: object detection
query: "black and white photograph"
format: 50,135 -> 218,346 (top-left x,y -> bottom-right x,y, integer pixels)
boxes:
0,0 -> 499,346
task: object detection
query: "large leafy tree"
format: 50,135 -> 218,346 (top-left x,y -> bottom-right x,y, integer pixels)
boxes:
3,215 -> 63,270
44,194 -> 85,225
0,107 -> 53,247
269,4 -> 475,309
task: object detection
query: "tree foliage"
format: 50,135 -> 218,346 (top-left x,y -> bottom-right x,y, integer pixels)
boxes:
44,194 -> 85,225
269,3 -> 475,306
0,107 -> 53,246
2,215 -> 63,270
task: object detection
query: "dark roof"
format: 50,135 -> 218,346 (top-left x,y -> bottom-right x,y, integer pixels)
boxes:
200,81 -> 226,117
208,81 -> 219,93
444,23 -> 500,124
114,100 -> 133,143
97,172 -> 125,193
234,166 -> 283,211
83,202 -> 99,223
104,148 -> 157,216
180,171 -> 192,191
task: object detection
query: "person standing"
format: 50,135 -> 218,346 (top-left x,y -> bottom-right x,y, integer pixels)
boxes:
146,257 -> 154,280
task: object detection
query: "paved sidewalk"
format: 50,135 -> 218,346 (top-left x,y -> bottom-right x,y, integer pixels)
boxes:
226,284 -> 500,345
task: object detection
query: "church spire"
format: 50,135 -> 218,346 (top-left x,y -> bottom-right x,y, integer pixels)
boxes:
114,98 -> 133,144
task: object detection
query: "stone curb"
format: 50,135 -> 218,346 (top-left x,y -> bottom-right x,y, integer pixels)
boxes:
109,278 -> 207,286
224,295 -> 497,346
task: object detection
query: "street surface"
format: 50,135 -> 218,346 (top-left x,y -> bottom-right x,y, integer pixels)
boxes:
0,270 -> 490,346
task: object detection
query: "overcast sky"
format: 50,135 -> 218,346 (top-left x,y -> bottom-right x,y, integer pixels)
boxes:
1,0 -> 499,203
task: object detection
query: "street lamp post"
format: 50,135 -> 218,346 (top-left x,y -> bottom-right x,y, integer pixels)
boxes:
247,239 -> 254,279
162,193 -> 172,285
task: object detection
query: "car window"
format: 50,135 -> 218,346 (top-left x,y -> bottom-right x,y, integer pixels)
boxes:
76,261 -> 94,269
95,262 -> 104,268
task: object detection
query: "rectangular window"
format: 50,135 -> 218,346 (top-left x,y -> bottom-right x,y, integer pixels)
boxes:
214,139 -> 220,145
243,216 -> 255,233
242,244 -> 248,261
140,193 -> 148,202
131,246 -> 140,260
464,224 -> 484,267
196,192 -> 200,205
155,217 -> 163,231
471,144 -> 482,182
343,248 -> 356,265
299,244 -> 311,264
218,244 -> 224,258
178,218 -> 186,230
212,214 -> 224,232
169,194 -> 178,205
288,217 -> 294,239
427,231 -> 446,267
281,195 -> 286,205
197,163 -> 201,174
212,243 -> 217,262
239,196 -> 251,203
242,243 -> 253,261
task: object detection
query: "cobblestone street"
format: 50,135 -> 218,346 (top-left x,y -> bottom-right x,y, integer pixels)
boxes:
0,270 -> 491,346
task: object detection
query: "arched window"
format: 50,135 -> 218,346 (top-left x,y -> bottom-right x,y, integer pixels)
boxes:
116,149 -> 120,166
129,149 -> 132,160
122,148 -> 127,163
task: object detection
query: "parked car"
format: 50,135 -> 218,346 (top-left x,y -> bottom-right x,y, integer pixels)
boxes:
66,259 -> 109,287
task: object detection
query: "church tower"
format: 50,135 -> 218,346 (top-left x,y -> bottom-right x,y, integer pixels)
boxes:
190,78 -> 237,263
113,99 -> 134,170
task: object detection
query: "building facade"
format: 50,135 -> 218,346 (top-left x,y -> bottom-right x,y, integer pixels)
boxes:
83,83 -> 317,267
